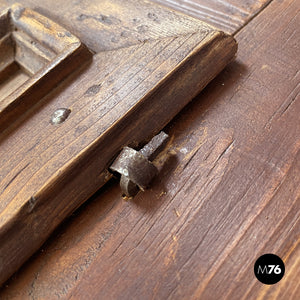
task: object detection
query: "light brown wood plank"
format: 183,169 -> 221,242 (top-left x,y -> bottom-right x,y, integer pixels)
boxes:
17,0 -> 215,52
151,0 -> 273,33
0,0 -> 297,298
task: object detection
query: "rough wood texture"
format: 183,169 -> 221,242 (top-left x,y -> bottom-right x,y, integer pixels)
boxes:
1,0 -> 298,298
0,0 -> 237,286
152,0 -> 272,33
0,3 -> 91,130
5,0 -> 229,53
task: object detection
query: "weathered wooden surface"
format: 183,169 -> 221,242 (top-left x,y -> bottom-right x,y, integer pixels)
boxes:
152,0 -> 272,33
3,0 -> 230,53
1,0 -> 299,298
0,3 -> 91,130
0,0 -> 237,286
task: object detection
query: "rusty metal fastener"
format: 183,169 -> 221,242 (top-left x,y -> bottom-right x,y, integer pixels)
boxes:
110,131 -> 169,197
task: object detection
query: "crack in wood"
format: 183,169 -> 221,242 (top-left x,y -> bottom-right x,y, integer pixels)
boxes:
2,162 -> 30,193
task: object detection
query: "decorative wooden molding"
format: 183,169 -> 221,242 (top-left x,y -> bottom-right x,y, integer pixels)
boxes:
0,3 -> 91,131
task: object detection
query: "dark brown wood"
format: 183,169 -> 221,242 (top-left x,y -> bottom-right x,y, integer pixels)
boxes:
1,0 -> 298,298
0,0 -> 237,286
152,0 -> 272,33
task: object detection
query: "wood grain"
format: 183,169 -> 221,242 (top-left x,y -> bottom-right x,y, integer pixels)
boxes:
0,0 -> 298,298
0,0 -> 237,286
9,0 -> 217,53
16,0 -> 272,46
152,0 -> 273,33
0,3 -> 91,130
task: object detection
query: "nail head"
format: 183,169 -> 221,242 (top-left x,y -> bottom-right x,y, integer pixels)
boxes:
50,108 -> 71,125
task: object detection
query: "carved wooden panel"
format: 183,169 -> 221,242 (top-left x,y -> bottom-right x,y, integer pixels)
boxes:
0,3 -> 91,130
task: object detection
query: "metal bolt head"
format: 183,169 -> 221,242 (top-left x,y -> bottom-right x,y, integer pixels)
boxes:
110,131 -> 169,197
50,108 -> 71,125
110,146 -> 158,190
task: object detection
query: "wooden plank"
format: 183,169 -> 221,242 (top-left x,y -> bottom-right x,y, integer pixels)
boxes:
0,0 -> 297,298
0,0 -> 237,286
151,0 -> 273,33
10,0 -> 230,52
